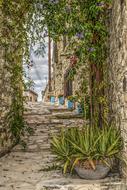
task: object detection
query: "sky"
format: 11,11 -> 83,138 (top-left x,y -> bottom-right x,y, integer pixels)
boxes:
31,53 -> 48,101
23,35 -> 54,102
25,41 -> 49,101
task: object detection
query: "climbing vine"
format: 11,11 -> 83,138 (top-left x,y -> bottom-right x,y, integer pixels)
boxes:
40,0 -> 112,126
1,0 -> 33,144
1,0 -> 112,144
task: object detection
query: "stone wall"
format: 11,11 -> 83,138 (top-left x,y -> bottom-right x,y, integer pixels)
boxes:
54,40 -> 64,96
49,38 -> 84,99
0,48 -> 13,156
109,0 -> 127,176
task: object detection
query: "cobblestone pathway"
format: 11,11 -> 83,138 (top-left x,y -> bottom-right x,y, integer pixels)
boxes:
0,103 -> 127,190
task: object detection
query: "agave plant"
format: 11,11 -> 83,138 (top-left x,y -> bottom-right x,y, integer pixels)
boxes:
51,129 -> 74,173
70,126 -> 124,170
51,125 -> 125,174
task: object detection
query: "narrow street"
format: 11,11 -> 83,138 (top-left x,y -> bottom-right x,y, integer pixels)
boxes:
1,1 -> 127,190
0,103 -> 83,190
0,103 -> 126,190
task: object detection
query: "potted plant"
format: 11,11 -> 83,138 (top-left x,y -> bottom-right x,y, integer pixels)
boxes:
67,96 -> 76,109
58,94 -> 64,105
50,95 -> 55,105
74,95 -> 84,114
77,103 -> 83,114
51,125 -> 125,179
70,94 -> 84,114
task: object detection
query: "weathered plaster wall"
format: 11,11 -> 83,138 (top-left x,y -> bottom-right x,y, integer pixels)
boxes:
109,0 -> 127,176
44,40 -> 64,100
54,40 -> 63,96
51,38 -> 83,98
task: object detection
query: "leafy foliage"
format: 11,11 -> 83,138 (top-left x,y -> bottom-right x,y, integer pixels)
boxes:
51,126 -> 124,174
1,1 -> 113,142
39,164 -> 62,172
1,1 -> 34,144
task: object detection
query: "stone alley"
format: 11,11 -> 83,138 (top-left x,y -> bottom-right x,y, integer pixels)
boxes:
0,103 -> 126,190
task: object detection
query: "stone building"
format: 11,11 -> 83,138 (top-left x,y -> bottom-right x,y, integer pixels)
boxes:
24,89 -> 38,102
45,38 -> 86,100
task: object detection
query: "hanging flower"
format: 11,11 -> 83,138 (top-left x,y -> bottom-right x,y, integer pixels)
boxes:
96,2 -> 105,8
63,31 -> 68,35
76,32 -> 84,39
96,2 -> 112,10
70,55 -> 78,66
65,6 -> 71,14
49,0 -> 59,4
88,47 -> 96,53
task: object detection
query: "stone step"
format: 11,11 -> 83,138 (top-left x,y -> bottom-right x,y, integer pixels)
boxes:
25,116 -> 84,126
24,112 -> 51,115
24,115 -> 50,119
52,113 -> 84,119
35,177 -> 127,190
1,102 -> 126,190
49,107 -> 74,113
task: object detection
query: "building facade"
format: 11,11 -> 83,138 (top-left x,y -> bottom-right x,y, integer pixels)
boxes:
44,38 -> 86,101
24,90 -> 38,103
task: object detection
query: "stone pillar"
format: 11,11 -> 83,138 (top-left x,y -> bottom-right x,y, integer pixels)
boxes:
109,0 -> 127,177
